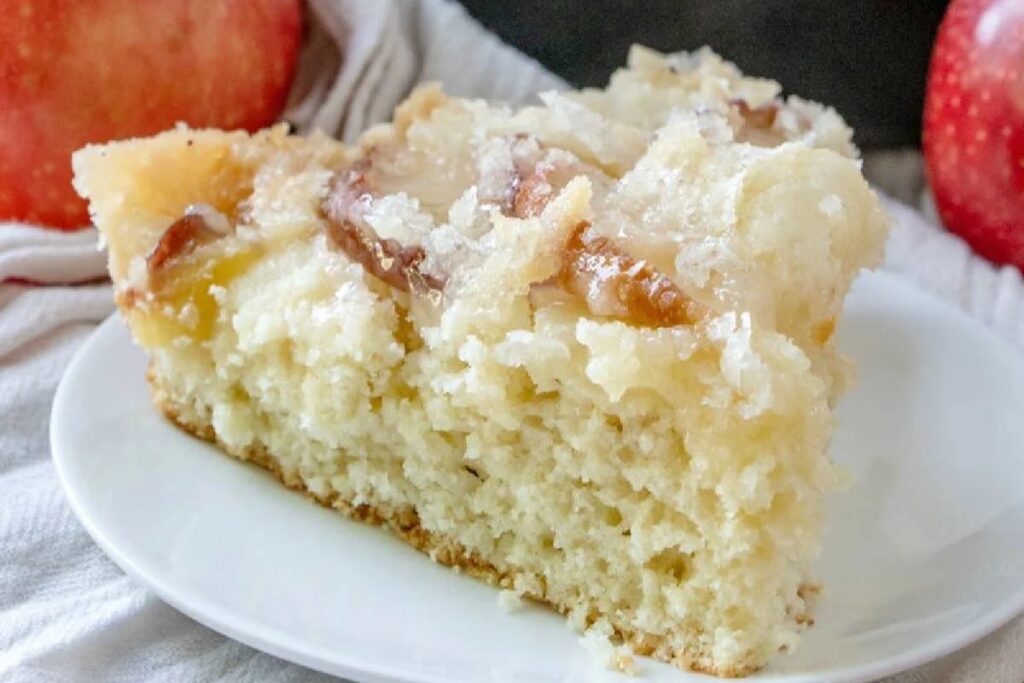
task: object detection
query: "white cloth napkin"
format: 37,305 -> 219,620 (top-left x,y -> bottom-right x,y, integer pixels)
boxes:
1,1 -> 1021,681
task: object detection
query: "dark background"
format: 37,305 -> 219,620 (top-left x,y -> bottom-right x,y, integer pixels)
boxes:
457,1 -> 950,150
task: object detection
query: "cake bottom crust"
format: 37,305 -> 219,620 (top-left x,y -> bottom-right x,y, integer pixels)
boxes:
149,369 -> 756,678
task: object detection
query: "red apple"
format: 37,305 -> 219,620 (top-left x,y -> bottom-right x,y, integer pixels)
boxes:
923,0 -> 1024,270
0,0 -> 302,229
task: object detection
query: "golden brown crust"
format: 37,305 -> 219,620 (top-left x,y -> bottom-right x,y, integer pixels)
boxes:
149,367 -> 774,678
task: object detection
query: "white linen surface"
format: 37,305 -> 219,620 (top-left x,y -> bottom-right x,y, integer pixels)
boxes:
1,1 -> 1022,681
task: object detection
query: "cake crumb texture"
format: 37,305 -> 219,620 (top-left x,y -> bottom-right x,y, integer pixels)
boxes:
74,46 -> 889,677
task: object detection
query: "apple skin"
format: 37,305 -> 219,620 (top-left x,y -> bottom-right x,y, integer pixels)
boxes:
0,0 -> 303,229
923,0 -> 1024,270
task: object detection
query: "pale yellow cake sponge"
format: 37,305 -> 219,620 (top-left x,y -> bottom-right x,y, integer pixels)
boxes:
73,46 -> 888,676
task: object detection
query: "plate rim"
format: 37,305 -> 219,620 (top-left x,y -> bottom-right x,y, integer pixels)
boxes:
50,272 -> 1024,683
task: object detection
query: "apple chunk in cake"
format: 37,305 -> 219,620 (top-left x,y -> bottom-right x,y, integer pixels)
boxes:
73,46 -> 888,676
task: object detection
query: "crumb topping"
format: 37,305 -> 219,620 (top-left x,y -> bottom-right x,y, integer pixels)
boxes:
510,159 -> 556,219
505,137 -> 581,220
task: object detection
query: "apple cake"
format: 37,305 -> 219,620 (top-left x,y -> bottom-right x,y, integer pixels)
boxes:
72,46 -> 888,676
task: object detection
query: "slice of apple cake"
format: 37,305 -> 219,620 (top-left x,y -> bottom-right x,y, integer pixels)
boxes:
73,46 -> 888,676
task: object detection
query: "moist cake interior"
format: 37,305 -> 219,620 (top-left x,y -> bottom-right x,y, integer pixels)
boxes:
73,46 -> 888,676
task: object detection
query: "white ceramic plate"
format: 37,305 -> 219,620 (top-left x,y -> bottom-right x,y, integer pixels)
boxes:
51,272 -> 1024,683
